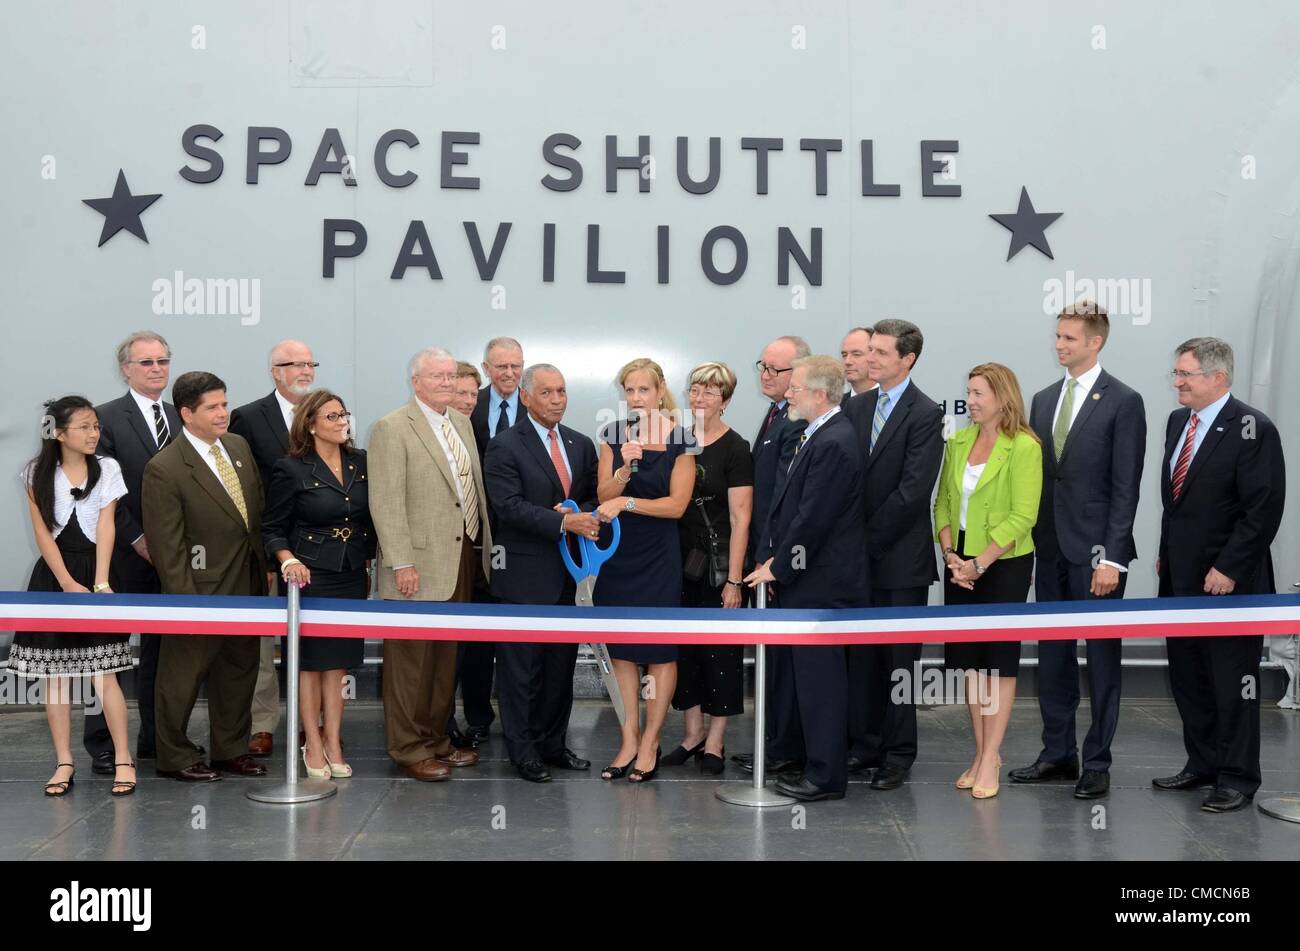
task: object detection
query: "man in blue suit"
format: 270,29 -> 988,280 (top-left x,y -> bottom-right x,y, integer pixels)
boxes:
484,364 -> 601,782
747,355 -> 868,801
735,335 -> 810,778
1010,302 -> 1146,800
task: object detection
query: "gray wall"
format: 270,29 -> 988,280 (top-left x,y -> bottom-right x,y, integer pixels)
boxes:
2,0 -> 1297,606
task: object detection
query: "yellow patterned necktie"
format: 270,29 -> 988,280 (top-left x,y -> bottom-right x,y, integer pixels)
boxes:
209,443 -> 248,527
439,416 -> 481,541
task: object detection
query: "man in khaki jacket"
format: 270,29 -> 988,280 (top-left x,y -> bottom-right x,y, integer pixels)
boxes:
369,347 -> 493,780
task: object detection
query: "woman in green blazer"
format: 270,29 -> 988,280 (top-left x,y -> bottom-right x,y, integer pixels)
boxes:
933,363 -> 1042,799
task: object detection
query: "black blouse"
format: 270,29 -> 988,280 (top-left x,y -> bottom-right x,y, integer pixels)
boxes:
678,427 -> 754,550
262,449 -> 376,572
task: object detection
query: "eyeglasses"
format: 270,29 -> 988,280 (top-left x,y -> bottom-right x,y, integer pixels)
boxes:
128,358 -> 171,368
1169,370 -> 1209,381
318,411 -> 352,423
786,385 -> 811,395
488,363 -> 523,373
688,385 -> 723,399
418,372 -> 457,383
755,361 -> 793,377
274,362 -> 320,370
64,424 -> 101,433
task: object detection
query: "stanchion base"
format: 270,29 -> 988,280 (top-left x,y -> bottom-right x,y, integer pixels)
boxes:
1257,796 -> 1300,823
715,783 -> 797,808
246,780 -> 338,804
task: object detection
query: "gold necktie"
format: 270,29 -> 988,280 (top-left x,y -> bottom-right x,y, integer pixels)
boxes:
209,443 -> 248,527
439,417 -> 481,541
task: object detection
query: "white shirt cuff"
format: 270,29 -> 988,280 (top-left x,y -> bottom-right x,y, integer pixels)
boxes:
1099,560 -> 1127,572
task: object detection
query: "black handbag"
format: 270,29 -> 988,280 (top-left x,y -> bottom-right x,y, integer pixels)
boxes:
684,497 -> 729,589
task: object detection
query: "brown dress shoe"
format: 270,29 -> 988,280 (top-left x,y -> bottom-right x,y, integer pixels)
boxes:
437,748 -> 479,768
211,755 -> 268,776
248,732 -> 273,757
401,758 -> 452,782
156,762 -> 222,783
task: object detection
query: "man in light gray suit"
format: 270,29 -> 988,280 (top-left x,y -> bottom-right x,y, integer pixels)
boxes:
369,347 -> 493,781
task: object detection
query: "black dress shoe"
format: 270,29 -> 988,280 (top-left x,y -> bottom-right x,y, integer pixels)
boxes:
517,760 -> 552,783
156,762 -> 221,783
1074,769 -> 1110,799
465,724 -> 491,743
1152,770 -> 1215,791
1008,759 -> 1080,783
1201,787 -> 1251,813
775,776 -> 845,802
661,740 -> 705,766
91,751 -> 115,775
448,728 -> 480,750
543,748 -> 591,771
847,754 -> 878,774
870,765 -> 909,790
740,756 -> 804,776
210,755 -> 268,777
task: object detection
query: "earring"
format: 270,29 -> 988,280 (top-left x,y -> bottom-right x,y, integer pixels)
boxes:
310,429 -> 316,435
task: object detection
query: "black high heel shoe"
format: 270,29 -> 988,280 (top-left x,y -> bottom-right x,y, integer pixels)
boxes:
111,762 -> 137,798
660,740 -> 705,766
44,763 -> 75,797
601,750 -> 638,780
700,748 -> 726,775
628,746 -> 661,783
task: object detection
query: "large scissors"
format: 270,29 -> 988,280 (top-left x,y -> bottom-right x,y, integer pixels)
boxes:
557,499 -> 625,724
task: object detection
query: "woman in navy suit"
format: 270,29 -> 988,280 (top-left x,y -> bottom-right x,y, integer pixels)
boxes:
262,389 -> 376,780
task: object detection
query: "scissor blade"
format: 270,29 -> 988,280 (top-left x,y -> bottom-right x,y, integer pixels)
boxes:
591,642 -> 626,725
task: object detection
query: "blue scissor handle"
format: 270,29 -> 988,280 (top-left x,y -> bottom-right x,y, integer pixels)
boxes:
557,499 -> 620,581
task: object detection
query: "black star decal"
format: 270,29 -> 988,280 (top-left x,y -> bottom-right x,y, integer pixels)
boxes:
989,187 -> 1062,260
82,170 -> 162,247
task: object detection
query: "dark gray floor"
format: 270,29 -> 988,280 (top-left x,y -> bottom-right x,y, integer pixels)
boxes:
2,699 -> 1298,860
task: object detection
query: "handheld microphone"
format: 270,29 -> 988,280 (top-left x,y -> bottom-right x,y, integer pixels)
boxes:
626,411 -> 640,474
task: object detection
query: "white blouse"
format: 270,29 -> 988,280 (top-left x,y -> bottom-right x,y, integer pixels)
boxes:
21,457 -> 127,540
959,462 -> 985,532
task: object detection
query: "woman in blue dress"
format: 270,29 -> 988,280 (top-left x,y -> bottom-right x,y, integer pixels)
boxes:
594,358 -> 696,783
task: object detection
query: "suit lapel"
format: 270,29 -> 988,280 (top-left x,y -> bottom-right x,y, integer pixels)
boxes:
520,417 -> 566,497
973,432 -> 1013,492
124,393 -> 162,457
179,435 -> 248,529
1057,372 -> 1107,467
406,400 -> 459,495
1175,398 -> 1236,506
260,393 -> 290,454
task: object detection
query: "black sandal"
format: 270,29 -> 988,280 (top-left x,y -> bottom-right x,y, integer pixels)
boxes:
628,747 -> 661,784
44,763 -> 76,797
110,762 -> 137,797
601,751 -> 639,780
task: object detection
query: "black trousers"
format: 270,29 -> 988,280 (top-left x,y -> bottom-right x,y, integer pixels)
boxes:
85,564 -> 163,757
1167,633 -> 1263,796
496,614 -> 579,766
1034,548 -> 1126,771
763,584 -> 805,762
792,645 -> 848,793
447,579 -> 496,733
847,586 -> 928,769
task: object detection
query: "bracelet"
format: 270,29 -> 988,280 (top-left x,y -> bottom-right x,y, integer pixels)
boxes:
943,547 -> 955,557
92,582 -> 111,593
613,467 -> 631,485
726,580 -> 744,588
280,558 -> 304,575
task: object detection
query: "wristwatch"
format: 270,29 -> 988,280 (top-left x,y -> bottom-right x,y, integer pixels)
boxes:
973,560 -> 987,575
624,497 -> 636,512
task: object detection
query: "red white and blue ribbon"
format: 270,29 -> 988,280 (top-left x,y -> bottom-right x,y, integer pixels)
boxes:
1,591 -> 1297,645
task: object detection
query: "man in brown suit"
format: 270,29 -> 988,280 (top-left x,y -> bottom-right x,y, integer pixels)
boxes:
370,347 -> 492,780
143,372 -> 270,782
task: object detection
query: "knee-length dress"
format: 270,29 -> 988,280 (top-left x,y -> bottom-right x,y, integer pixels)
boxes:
593,420 -> 692,665
9,458 -> 133,679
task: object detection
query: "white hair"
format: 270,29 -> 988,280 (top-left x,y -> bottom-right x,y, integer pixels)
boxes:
483,336 -> 523,362
408,346 -> 456,378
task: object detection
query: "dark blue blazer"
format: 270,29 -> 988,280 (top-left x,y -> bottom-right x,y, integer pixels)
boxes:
484,414 -> 599,605
1157,396 -> 1285,597
1030,369 -> 1146,568
749,402 -> 806,565
262,449 -> 376,572
758,411 -> 868,609
844,381 -> 944,590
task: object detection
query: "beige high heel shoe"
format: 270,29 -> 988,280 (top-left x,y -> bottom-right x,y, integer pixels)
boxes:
301,747 -> 330,780
972,756 -> 1003,799
956,755 -> 1001,790
323,750 -> 352,779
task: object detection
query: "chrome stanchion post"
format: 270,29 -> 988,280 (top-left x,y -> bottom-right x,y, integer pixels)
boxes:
716,581 -> 795,808
1258,582 -> 1300,823
248,582 -> 337,804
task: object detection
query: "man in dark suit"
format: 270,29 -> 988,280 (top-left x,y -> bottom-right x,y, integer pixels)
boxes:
839,325 -> 876,408
142,372 -> 270,782
735,335 -> 809,777
92,331 -> 185,767
747,355 -> 868,801
228,338 -> 318,757
484,364 -> 600,782
1152,337 -> 1285,813
842,319 -> 944,790
458,336 -> 526,742
1010,303 -> 1146,800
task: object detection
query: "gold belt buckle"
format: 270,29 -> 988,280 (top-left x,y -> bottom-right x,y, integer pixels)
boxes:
331,527 -> 353,543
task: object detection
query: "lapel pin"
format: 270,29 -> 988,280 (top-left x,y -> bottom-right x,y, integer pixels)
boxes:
1091,393 -> 1100,400
235,460 -> 242,468
1216,426 -> 1224,432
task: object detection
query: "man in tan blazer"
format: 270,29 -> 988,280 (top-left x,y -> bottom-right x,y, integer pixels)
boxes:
143,371 -> 270,782
370,347 -> 493,780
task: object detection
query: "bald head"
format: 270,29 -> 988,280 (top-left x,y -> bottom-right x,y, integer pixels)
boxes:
269,339 -> 316,403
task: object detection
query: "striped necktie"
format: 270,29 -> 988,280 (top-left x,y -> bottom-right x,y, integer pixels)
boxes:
152,402 -> 169,447
1170,413 -> 1199,501
1052,378 -> 1076,460
440,416 -> 482,541
870,391 -> 890,452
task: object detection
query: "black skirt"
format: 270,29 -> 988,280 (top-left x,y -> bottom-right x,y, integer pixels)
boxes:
282,566 -> 367,672
10,515 -> 133,679
942,532 -> 1033,679
672,573 -> 744,716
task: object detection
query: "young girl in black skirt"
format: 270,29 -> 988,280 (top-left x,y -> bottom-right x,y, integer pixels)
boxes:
11,397 -> 135,797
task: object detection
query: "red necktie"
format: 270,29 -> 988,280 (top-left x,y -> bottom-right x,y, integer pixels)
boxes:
759,402 -> 779,440
1170,413 -> 1199,501
548,430 -> 571,496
